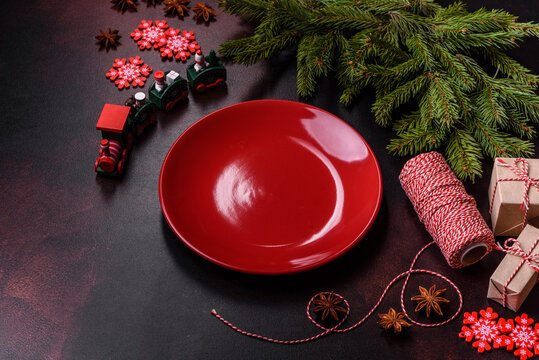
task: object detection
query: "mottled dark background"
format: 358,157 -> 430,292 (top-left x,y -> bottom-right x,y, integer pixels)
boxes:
1,0 -> 538,359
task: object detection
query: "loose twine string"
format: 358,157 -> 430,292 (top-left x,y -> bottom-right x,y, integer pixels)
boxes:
211,241 -> 463,344
210,152 -> 512,344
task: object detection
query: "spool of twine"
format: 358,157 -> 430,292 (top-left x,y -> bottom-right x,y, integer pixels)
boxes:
399,151 -> 495,268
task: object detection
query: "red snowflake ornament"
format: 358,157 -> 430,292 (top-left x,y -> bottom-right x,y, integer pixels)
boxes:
460,310 -> 539,360
459,308 -> 501,353
130,19 -> 169,50
159,28 -> 200,61
105,56 -> 152,89
497,314 -> 538,360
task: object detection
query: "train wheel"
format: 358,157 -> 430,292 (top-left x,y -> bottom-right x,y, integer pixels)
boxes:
215,78 -> 225,87
127,133 -> 134,150
117,160 -> 124,175
94,159 -> 99,171
165,98 -> 179,111
196,83 -> 207,93
136,124 -> 144,136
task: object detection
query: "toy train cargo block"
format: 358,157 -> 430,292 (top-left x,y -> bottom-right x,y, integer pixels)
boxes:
95,104 -> 133,176
148,70 -> 189,111
125,92 -> 158,136
186,50 -> 226,93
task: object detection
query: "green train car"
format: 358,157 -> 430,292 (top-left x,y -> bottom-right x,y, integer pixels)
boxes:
186,50 -> 227,93
148,70 -> 189,111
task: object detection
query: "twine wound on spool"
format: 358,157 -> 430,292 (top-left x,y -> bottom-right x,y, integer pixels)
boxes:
399,151 -> 495,268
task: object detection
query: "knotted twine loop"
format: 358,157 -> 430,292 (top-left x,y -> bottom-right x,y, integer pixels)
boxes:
490,158 -> 539,232
399,152 -> 495,268
211,242 -> 463,344
493,237 -> 539,307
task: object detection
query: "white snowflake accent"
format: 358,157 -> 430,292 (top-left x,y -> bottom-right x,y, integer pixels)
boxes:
472,318 -> 500,342
510,325 -> 537,349
131,20 -> 169,50
160,28 -> 200,61
106,57 -> 152,90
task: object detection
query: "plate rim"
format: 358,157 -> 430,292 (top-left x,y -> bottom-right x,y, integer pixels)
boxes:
159,99 -> 383,274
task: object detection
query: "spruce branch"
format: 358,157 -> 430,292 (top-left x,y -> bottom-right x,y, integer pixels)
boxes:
219,0 -> 539,180
445,128 -> 483,180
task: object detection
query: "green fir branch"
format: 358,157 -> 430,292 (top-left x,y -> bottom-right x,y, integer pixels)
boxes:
219,0 -> 539,181
445,129 -> 483,180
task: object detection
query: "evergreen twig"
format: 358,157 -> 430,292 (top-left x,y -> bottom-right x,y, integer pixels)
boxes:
218,0 -> 539,180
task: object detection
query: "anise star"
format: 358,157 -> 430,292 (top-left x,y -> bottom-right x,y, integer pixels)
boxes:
193,2 -> 216,22
95,28 -> 121,51
411,284 -> 450,318
163,0 -> 190,17
312,293 -> 347,322
378,308 -> 411,334
111,0 -> 138,13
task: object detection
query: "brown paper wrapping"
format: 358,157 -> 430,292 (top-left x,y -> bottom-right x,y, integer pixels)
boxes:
488,157 -> 539,236
487,224 -> 539,311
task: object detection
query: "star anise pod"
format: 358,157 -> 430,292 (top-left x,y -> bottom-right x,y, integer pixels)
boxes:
411,284 -> 450,318
111,0 -> 138,13
95,28 -> 121,51
163,0 -> 190,17
143,0 -> 163,6
312,293 -> 347,322
193,2 -> 216,22
378,308 -> 411,334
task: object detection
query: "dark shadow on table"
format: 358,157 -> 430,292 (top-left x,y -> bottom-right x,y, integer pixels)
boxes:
160,197 -> 389,304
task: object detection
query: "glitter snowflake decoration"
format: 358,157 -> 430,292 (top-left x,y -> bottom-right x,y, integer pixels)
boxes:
159,28 -> 200,61
105,56 -> 152,89
130,20 -> 169,50
459,308 -> 501,353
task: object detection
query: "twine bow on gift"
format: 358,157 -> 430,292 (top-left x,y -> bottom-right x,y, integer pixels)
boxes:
494,237 -> 539,307
490,158 -> 539,232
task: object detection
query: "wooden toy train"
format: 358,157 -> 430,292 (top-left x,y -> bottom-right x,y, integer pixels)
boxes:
95,50 -> 226,176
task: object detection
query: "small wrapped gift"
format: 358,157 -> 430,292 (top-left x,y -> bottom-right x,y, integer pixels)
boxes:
487,224 -> 539,311
488,157 -> 539,236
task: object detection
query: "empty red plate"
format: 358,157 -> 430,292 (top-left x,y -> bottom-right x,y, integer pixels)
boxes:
159,100 -> 382,274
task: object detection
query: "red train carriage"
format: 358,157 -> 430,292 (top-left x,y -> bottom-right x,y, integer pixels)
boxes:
95,104 -> 133,176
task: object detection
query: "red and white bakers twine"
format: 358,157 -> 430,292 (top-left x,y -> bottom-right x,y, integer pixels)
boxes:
399,152 -> 495,268
490,158 -> 539,233
210,152 -> 517,343
494,238 -> 539,307
211,242 -> 463,344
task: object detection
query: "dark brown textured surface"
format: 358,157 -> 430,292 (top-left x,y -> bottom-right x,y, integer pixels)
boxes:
0,1 -> 538,359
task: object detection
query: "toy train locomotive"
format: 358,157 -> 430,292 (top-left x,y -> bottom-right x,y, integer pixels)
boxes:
95,50 -> 226,176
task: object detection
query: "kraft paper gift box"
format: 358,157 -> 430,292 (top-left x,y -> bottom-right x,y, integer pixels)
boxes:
487,224 -> 539,312
488,157 -> 539,237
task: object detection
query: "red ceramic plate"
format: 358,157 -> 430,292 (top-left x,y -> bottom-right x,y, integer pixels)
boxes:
159,100 -> 382,274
